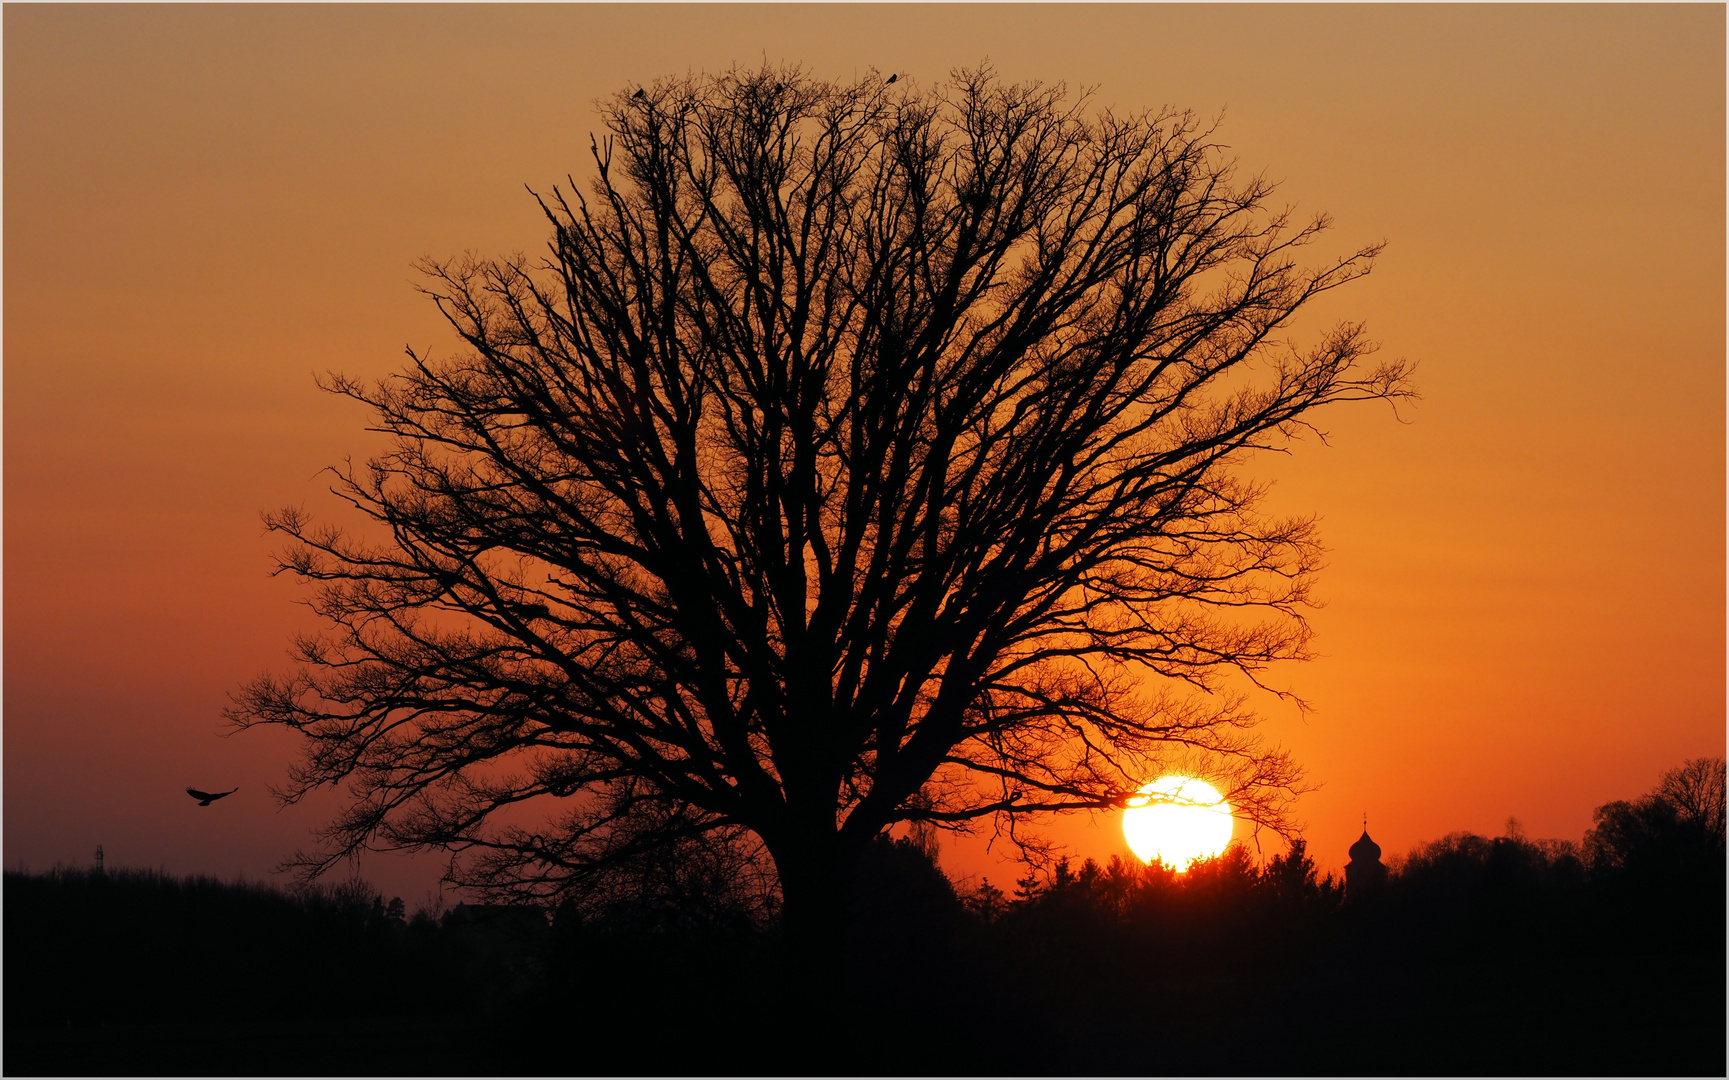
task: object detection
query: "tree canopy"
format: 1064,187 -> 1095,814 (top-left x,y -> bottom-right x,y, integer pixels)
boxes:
232,66 -> 1413,944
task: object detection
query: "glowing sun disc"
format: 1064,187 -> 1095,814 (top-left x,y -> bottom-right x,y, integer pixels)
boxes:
1122,776 -> 1234,869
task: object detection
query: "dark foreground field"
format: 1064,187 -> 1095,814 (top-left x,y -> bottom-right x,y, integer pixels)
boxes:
7,812 -> 1723,1077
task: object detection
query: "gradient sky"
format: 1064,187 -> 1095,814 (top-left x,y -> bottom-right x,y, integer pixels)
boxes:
6,4 -> 1723,903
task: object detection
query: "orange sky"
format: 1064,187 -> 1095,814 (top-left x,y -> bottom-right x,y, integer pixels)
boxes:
6,5 -> 1723,902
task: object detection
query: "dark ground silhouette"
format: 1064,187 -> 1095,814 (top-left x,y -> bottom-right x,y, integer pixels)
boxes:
7,762 -> 1723,1076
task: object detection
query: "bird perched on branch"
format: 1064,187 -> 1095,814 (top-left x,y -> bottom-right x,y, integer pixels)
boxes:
186,786 -> 238,807
886,73 -> 898,84
632,87 -> 646,99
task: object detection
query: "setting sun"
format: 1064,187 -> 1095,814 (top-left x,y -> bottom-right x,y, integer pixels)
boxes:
1123,777 -> 1235,869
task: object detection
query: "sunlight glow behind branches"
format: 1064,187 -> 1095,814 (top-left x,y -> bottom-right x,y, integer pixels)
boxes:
1122,776 -> 1234,869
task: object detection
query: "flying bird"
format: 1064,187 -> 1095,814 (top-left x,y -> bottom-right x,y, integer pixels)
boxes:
632,88 -> 646,99
186,786 -> 238,807
885,73 -> 898,84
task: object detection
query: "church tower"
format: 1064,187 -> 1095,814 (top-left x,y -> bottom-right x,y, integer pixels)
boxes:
1344,820 -> 1388,901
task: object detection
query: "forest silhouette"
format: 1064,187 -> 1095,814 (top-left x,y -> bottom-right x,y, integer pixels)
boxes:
7,758 -> 1723,1076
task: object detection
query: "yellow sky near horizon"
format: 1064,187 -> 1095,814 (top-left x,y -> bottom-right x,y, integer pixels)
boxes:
5,4 -> 1722,899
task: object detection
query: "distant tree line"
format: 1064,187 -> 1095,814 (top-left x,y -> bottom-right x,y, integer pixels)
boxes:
7,758 -> 1721,1075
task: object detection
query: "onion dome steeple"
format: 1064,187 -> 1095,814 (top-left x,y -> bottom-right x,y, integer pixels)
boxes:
1349,828 -> 1382,864
1344,814 -> 1388,901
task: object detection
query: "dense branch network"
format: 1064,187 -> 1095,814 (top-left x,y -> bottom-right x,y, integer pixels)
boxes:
231,65 -> 1413,904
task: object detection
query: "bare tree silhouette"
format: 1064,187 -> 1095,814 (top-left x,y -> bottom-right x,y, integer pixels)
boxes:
1587,757 -> 1727,876
230,65 -> 1412,966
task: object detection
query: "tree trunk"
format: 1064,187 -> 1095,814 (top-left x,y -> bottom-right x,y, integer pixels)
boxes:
767,833 -> 858,1062
775,842 -> 850,972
